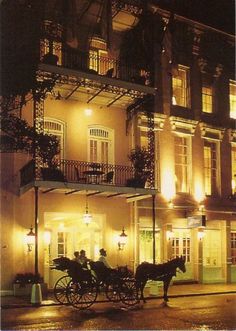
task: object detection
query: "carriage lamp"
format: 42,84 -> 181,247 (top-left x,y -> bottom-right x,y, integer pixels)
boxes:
118,227 -> 127,250
26,227 -> 35,252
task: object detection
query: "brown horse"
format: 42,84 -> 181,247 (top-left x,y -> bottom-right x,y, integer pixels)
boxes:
135,256 -> 186,303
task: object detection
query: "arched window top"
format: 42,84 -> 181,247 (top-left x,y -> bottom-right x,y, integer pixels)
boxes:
89,126 -> 113,140
44,118 -> 64,133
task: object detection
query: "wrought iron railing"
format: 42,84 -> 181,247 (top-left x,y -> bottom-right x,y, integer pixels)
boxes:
41,46 -> 152,86
20,159 -> 155,189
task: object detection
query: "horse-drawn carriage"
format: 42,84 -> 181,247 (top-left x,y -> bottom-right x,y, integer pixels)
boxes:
52,256 -> 186,310
52,257 -> 138,309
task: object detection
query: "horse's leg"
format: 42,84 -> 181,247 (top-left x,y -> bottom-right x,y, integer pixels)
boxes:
140,280 -> 147,303
163,277 -> 172,302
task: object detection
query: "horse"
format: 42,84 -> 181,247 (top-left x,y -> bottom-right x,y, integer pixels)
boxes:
135,256 -> 186,303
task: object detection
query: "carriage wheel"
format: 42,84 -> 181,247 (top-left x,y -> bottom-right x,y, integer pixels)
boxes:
53,275 -> 71,304
105,280 -> 121,302
119,279 -> 139,306
66,277 -> 98,310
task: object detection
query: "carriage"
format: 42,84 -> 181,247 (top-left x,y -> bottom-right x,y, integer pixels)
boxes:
52,256 -> 186,309
52,257 -> 138,310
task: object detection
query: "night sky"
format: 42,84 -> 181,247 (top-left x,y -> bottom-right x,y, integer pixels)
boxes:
156,0 -> 235,34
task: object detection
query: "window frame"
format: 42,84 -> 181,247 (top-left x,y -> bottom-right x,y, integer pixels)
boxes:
229,80 -> 236,119
231,232 -> 236,264
174,134 -> 191,193
172,65 -> 190,108
202,85 -> 213,113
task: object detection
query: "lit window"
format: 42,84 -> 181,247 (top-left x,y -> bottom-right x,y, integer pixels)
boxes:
89,37 -> 114,75
139,229 -> 160,263
172,65 -> 190,108
57,232 -> 67,257
174,136 -> 190,193
230,80 -> 236,119
171,232 -> 191,263
204,141 -> 217,196
231,232 -> 236,264
89,126 -> 114,164
40,39 -> 62,65
232,145 -> 236,194
202,86 -> 213,113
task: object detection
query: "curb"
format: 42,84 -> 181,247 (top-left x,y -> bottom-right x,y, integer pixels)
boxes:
1,290 -> 236,309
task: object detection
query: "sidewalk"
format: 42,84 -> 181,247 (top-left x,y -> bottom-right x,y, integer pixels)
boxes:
1,283 -> 236,309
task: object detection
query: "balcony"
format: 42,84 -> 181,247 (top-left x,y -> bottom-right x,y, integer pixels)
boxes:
38,46 -> 155,109
20,159 -> 157,200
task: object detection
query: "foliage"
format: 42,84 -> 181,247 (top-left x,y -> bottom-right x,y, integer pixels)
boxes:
128,146 -> 152,180
1,114 -> 60,167
13,273 -> 43,285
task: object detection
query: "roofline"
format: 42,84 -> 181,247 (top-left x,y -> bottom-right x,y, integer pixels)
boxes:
151,5 -> 235,39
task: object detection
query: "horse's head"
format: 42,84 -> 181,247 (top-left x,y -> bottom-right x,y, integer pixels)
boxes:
52,257 -> 71,271
176,256 -> 186,273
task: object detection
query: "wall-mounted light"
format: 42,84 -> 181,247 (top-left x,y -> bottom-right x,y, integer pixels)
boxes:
83,195 -> 92,226
198,228 -> 205,241
166,230 -> 174,241
118,227 -> 127,250
26,227 -> 35,252
168,199 -> 174,209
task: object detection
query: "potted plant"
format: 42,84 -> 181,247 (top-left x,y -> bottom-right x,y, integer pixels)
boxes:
127,146 -> 152,188
13,273 -> 47,296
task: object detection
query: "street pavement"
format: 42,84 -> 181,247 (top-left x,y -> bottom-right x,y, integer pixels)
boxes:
1,283 -> 236,309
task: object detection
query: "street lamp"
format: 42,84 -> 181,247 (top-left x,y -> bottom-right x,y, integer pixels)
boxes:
118,227 -> 127,250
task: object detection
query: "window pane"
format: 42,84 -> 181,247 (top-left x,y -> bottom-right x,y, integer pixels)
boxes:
172,66 -> 189,107
202,86 -> 213,113
230,80 -> 236,119
174,136 -> 189,192
232,146 -> 236,194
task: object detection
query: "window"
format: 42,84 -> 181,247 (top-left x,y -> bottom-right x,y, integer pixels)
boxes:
171,231 -> 191,263
174,136 -> 190,193
139,229 -> 161,263
204,141 -> 217,196
57,232 -> 67,257
40,39 -> 62,65
88,126 -> 114,164
44,118 -> 65,159
172,65 -> 190,108
232,146 -> 236,194
202,85 -> 213,113
229,80 -> 236,119
231,232 -> 236,264
89,37 -> 113,75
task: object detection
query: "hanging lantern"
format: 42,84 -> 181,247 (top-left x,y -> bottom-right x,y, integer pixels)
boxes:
118,227 -> 127,250
26,227 -> 35,252
83,196 -> 92,226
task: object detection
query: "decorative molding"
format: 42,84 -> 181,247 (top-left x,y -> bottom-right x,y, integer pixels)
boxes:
138,113 -> 166,131
200,123 -> 225,141
214,64 -> 224,78
192,28 -> 203,56
198,58 -> 208,73
228,129 -> 236,144
170,116 -> 198,135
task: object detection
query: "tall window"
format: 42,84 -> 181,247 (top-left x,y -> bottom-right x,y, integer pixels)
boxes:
174,136 -> 190,193
229,80 -> 236,119
172,65 -> 190,108
89,37 -> 113,75
40,39 -> 62,65
204,141 -> 217,196
172,232 -> 191,262
232,145 -> 236,194
231,232 -> 236,264
57,232 -> 67,257
202,85 -> 213,113
139,229 -> 161,263
44,118 -> 65,159
88,126 -> 114,164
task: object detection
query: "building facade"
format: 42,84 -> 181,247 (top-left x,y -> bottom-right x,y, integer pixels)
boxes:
1,0 -> 235,294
